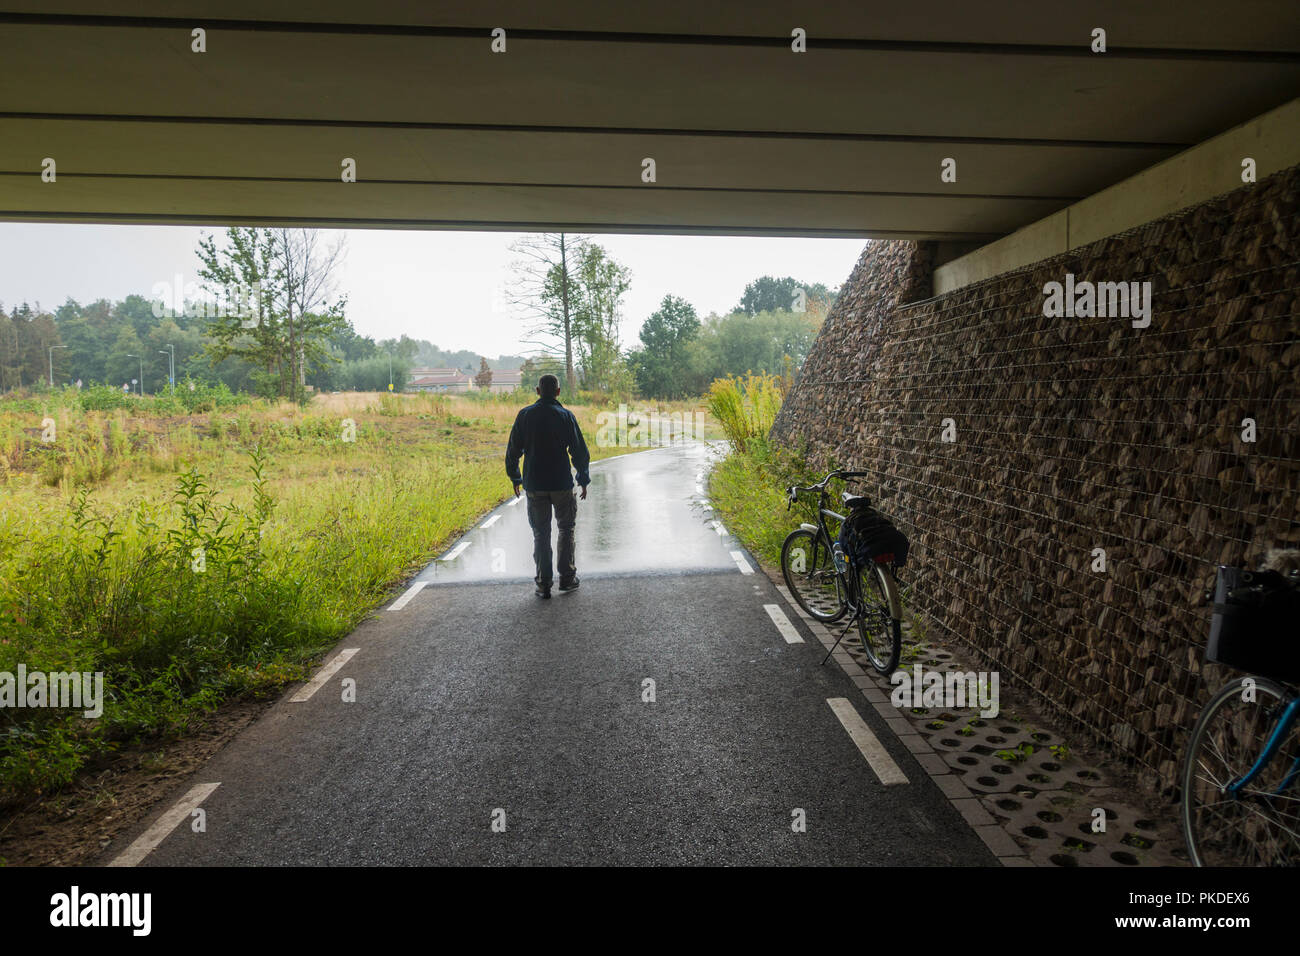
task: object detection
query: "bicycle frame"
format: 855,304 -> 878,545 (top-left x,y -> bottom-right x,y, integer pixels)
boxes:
1228,693 -> 1300,798
788,468 -> 865,547
789,470 -> 903,608
798,502 -> 848,566
787,469 -> 903,666
790,472 -> 856,597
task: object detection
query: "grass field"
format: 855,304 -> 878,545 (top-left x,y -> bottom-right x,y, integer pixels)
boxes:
0,386 -> 712,802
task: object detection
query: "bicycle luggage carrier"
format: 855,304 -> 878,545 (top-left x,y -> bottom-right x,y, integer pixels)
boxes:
1207,564 -> 1300,683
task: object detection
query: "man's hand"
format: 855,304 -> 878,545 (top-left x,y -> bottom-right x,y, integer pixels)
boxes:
513,482 -> 522,498
579,484 -> 588,500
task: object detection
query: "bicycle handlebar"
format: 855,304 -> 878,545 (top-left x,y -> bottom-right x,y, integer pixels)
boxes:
786,469 -> 872,509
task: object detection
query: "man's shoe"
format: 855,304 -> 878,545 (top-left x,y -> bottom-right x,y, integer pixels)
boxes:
535,584 -> 552,598
558,577 -> 580,593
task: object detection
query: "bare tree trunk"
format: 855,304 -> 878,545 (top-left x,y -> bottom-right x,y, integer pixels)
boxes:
287,301 -> 297,401
560,233 -> 576,395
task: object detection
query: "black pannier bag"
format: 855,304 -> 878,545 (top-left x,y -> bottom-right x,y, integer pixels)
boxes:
1207,565 -> 1300,683
838,502 -> 909,569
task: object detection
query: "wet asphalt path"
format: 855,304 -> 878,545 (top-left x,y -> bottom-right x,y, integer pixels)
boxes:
111,442 -> 995,866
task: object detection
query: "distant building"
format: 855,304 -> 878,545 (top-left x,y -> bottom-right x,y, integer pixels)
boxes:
407,366 -> 527,393
486,368 -> 523,393
407,367 -> 476,392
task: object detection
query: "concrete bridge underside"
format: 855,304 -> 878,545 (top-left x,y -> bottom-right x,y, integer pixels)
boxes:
0,1 -> 1298,240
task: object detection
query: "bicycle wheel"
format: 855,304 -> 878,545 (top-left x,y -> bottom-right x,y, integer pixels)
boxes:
781,528 -> 847,623
1181,675 -> 1300,866
856,561 -> 901,674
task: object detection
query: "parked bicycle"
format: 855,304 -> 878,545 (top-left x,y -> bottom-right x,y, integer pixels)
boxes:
779,469 -> 906,675
1181,562 -> 1300,866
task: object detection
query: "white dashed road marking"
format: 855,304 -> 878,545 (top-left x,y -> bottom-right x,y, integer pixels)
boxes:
441,541 -> 471,561
826,697 -> 909,786
507,494 -> 524,507
109,782 -> 220,867
730,550 -> 754,574
291,648 -> 360,702
775,584 -> 815,622
481,514 -> 502,529
712,520 -> 728,536
763,603 -> 803,643
388,580 -> 428,611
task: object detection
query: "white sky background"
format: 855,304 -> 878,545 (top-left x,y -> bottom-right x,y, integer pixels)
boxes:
0,223 -> 865,358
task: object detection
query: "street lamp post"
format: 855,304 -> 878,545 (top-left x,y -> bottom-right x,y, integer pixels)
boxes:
127,354 -> 144,395
159,344 -> 175,391
48,345 -> 68,387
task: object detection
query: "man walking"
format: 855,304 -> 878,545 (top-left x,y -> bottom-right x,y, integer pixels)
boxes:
505,374 -> 591,598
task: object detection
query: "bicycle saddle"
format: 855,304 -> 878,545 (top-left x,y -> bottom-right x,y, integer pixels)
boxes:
841,492 -> 871,509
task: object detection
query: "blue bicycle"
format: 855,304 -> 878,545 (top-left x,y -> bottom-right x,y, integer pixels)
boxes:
1181,564 -> 1300,866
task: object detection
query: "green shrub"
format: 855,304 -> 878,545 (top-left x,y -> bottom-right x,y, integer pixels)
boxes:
706,372 -> 784,453
78,384 -> 134,412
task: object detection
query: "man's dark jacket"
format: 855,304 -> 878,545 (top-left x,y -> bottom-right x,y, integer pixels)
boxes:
505,396 -> 591,492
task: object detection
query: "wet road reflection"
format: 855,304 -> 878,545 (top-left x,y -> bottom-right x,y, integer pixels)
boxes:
417,441 -> 734,584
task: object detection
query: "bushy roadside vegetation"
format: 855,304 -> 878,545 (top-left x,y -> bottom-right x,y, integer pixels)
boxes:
705,372 -> 786,455
0,389 -> 697,802
705,372 -> 815,564
708,436 -> 815,568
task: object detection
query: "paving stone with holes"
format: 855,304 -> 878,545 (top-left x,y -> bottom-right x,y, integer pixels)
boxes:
829,623 -> 1185,867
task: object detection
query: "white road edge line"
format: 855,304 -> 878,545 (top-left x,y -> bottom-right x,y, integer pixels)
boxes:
775,584 -> 815,623
108,782 -> 220,867
826,697 -> 909,786
507,495 -> 524,507
711,520 -> 728,536
388,580 -> 428,611
763,603 -> 803,644
481,514 -> 502,529
730,550 -> 754,575
291,648 -> 360,702
441,540 -> 471,561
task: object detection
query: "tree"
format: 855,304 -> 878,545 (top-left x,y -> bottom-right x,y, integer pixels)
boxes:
681,309 -> 820,392
1,304 -> 60,389
519,355 -> 565,393
105,325 -> 145,390
736,275 -> 837,317
145,318 -> 203,391
196,227 -> 281,389
328,325 -> 378,362
274,228 -> 349,401
508,233 -> 587,394
196,227 -> 349,400
376,336 -> 420,365
571,243 -> 632,393
628,294 -> 700,398
55,308 -> 105,385
475,357 -> 493,389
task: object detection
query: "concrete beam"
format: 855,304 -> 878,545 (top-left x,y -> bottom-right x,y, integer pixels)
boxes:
3,5 -> 1297,236
933,97 -> 1300,294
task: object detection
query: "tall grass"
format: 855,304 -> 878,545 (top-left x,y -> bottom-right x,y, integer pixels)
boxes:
0,445 -> 503,800
706,372 -> 784,453
706,438 -> 817,567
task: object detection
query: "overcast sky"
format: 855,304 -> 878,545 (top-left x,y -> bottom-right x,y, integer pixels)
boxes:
0,224 -> 865,358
